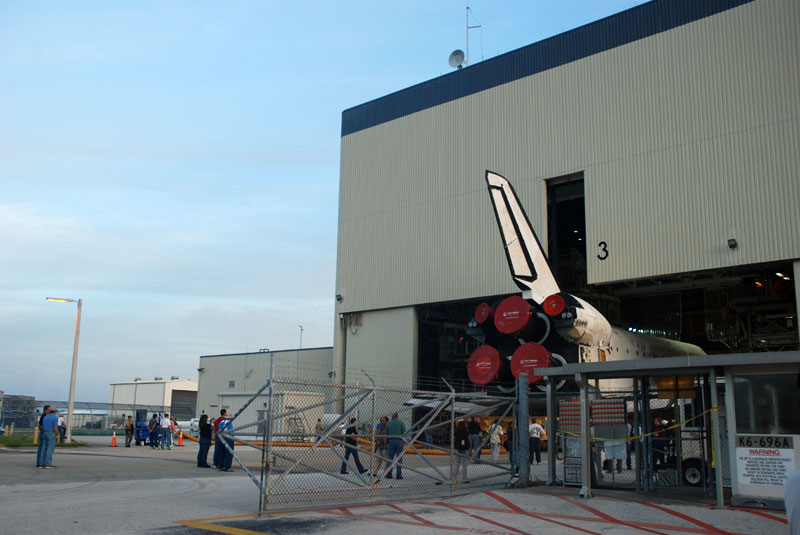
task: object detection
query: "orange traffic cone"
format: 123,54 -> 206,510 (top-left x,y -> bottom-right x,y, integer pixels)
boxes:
177,432 -> 184,447
110,430 -> 117,447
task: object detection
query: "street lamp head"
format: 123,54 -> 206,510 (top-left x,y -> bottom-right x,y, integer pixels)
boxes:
46,297 -> 78,303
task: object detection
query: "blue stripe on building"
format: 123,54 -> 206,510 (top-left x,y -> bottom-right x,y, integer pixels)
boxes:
341,0 -> 754,137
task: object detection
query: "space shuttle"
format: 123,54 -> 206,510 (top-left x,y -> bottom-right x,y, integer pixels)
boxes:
466,171 -> 704,389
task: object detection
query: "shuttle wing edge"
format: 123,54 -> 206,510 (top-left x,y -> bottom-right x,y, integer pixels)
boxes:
485,170 -> 560,303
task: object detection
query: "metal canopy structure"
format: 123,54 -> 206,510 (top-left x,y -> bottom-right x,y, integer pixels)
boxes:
536,352 -> 800,379
536,351 -> 800,507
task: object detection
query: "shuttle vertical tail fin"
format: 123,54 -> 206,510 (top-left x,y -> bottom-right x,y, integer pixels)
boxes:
485,170 -> 560,303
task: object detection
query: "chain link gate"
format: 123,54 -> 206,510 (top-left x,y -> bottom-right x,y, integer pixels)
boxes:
215,375 -> 518,512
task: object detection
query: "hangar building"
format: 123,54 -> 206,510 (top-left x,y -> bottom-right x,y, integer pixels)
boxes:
108,377 -> 198,420
334,0 -> 799,392
195,347 -> 334,418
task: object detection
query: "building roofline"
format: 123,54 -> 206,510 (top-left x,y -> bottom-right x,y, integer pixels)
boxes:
199,346 -> 333,359
341,0 -> 753,137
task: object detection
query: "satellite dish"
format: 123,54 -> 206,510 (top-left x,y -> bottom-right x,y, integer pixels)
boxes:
448,49 -> 465,69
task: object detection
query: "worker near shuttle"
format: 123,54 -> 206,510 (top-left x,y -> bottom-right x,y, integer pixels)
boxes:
468,416 -> 482,461
528,420 -> 545,465
340,417 -> 367,475
384,413 -> 406,479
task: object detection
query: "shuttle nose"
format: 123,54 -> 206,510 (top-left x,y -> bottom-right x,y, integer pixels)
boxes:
543,294 -> 566,316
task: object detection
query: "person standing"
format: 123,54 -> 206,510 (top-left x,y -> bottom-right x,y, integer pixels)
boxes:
170,417 -> 179,444
423,427 -> 433,446
373,416 -> 389,477
57,412 -> 67,443
197,414 -> 212,467
314,418 -> 324,440
38,407 -> 59,469
468,416 -> 482,462
148,414 -> 159,449
218,416 -> 235,472
528,419 -> 545,465
35,405 -> 51,467
340,417 -> 367,475
160,413 -> 171,450
384,413 -> 406,479
212,409 -> 227,469
124,415 -> 134,447
453,420 -> 470,482
506,427 -> 518,474
489,420 -> 505,463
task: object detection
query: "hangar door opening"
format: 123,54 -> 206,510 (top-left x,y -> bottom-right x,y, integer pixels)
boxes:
547,173 -> 586,295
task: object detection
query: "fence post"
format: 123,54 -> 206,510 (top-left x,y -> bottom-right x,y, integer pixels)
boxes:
545,376 -> 556,486
578,373 -> 592,498
709,367 -> 724,509
516,375 -> 530,486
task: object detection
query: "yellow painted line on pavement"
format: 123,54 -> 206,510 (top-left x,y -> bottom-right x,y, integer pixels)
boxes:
175,519 -> 269,535
175,509 -> 304,534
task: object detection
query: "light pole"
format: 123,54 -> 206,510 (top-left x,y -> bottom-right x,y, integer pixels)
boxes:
297,325 -> 304,378
46,297 -> 82,442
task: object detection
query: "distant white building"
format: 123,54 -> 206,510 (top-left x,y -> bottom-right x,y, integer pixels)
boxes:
108,377 -> 198,420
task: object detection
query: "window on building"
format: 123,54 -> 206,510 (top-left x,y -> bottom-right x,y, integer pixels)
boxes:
228,380 -> 236,388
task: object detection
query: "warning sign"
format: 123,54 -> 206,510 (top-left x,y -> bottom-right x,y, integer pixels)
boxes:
735,445 -> 795,487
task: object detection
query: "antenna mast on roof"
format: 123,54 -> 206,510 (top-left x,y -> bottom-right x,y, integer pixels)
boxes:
466,6 -> 482,66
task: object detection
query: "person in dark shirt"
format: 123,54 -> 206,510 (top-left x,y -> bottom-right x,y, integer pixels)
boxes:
453,420 -> 470,482
340,417 -> 367,475
468,416 -> 483,461
197,414 -> 212,467
148,414 -> 159,449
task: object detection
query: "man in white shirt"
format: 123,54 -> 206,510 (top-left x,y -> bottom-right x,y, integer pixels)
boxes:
57,414 -> 66,443
160,413 -> 172,450
528,420 -> 545,464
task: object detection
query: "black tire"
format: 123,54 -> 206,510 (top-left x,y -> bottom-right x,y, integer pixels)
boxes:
682,458 -> 703,487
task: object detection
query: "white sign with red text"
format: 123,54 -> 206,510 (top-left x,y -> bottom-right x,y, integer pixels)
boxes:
735,435 -> 794,492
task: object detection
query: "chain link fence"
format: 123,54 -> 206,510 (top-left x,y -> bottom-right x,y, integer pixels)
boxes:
553,376 -> 725,493
215,378 -> 517,511
1,401 -> 194,437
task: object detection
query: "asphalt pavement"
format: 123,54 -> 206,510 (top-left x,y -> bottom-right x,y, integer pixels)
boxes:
0,436 -> 788,534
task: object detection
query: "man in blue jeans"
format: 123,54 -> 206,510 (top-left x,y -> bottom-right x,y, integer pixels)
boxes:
468,416 -> 482,461
384,413 -> 406,479
35,405 -> 51,467
38,407 -> 59,468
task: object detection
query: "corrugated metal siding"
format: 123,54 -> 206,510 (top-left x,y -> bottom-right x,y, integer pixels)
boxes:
341,0 -> 754,136
336,0 -> 799,314
341,307 -> 417,390
196,348 -> 334,415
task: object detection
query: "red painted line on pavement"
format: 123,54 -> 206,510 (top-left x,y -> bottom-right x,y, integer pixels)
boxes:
730,507 -> 787,524
388,504 -> 436,526
632,500 -> 736,535
434,502 -> 532,535
479,492 -> 602,535
447,500 -> 727,535
556,495 -> 670,535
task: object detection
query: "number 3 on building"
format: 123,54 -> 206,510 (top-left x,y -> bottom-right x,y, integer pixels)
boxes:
597,241 -> 608,260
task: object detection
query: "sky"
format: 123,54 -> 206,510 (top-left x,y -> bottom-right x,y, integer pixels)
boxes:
0,0 -> 637,402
